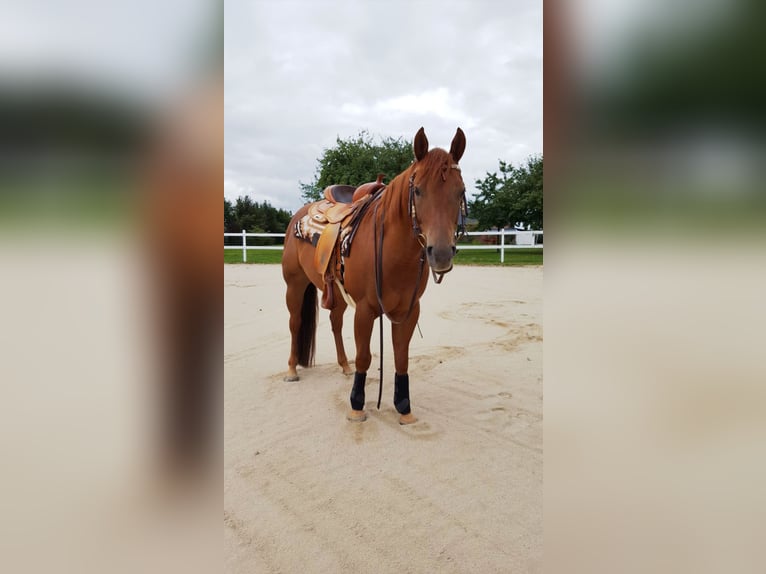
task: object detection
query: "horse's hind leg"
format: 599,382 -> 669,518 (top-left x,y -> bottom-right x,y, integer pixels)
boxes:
285,280 -> 305,381
329,295 -> 353,376
284,275 -> 316,382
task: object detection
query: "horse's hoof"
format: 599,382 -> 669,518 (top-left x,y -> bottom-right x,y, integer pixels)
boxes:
347,409 -> 367,422
399,413 -> 418,425
340,363 -> 354,376
284,374 -> 299,382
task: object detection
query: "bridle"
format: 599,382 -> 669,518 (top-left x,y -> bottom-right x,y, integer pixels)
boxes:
370,162 -> 466,408
407,164 -> 468,284
408,164 -> 468,236
375,162 -> 465,318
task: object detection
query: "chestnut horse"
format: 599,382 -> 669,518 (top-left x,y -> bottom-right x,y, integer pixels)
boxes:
281,127 -> 466,424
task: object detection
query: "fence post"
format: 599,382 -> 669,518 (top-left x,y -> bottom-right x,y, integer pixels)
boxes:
242,229 -> 247,263
500,229 -> 505,263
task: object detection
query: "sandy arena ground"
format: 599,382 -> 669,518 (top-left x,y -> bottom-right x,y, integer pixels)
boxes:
224,263 -> 542,573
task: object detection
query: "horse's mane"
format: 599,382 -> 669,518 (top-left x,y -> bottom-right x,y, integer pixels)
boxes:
383,148 -> 455,217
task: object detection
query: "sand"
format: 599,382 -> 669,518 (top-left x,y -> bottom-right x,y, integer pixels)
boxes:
224,263 -> 542,573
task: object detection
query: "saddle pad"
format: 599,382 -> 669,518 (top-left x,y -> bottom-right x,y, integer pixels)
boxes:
294,214 -> 325,246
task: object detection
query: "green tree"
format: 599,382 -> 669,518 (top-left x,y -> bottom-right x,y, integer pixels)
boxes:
299,130 -> 414,203
224,196 -> 292,243
470,155 -> 543,230
224,198 -> 235,231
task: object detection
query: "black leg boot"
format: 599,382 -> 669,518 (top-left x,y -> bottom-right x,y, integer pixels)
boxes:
394,373 -> 411,415
350,371 -> 366,411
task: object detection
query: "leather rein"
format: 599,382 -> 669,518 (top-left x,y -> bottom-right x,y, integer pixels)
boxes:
370,164 -> 467,408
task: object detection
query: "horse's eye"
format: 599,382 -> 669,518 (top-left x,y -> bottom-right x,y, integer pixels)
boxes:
414,187 -> 421,196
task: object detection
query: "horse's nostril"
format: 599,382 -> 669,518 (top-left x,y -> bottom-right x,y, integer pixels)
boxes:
426,245 -> 456,260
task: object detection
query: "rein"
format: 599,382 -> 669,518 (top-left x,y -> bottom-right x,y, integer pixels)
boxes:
373,198 -> 426,326
369,162 -> 465,408
372,198 -> 426,409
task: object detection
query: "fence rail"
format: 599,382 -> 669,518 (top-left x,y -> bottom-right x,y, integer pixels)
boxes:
224,229 -> 542,263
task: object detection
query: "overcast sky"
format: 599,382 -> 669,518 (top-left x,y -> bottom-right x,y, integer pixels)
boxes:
225,0 -> 542,213
1,0 -> 211,102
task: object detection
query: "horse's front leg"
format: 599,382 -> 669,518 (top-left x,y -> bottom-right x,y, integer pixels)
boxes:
347,303 -> 376,422
391,302 -> 420,425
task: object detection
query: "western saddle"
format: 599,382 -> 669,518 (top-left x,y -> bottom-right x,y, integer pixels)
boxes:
298,174 -> 386,309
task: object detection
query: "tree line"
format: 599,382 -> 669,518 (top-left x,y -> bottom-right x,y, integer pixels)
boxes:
470,155 -> 542,231
224,196 -> 292,244
226,130 -> 542,234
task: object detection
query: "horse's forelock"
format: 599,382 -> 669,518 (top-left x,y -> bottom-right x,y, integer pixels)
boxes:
415,148 -> 459,181
384,148 -> 460,215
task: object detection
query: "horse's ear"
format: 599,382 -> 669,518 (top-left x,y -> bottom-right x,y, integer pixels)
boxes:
413,127 -> 428,161
449,127 -> 466,163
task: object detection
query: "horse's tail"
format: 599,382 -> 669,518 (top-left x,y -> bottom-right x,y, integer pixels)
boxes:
297,283 -> 318,367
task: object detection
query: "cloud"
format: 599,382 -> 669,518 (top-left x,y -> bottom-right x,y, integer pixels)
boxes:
225,0 -> 542,212
373,88 -> 477,128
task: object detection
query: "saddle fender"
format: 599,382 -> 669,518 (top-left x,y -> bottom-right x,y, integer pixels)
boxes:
314,222 -> 340,277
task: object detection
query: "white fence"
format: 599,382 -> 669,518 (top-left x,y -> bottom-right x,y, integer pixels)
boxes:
225,229 -> 542,263
224,231 -> 285,262
456,230 -> 543,263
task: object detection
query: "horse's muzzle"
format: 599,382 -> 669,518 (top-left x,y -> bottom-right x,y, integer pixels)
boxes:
426,244 -> 456,273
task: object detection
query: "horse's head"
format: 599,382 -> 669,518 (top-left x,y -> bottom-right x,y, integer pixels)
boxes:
410,127 -> 467,275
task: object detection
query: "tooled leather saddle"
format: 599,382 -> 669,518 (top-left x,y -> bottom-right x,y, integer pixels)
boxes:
293,174 -> 386,309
